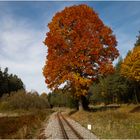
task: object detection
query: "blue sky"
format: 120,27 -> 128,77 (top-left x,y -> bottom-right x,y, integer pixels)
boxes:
0,1 -> 140,93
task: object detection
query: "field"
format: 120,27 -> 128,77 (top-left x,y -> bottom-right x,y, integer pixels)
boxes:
0,109 -> 53,139
70,104 -> 140,139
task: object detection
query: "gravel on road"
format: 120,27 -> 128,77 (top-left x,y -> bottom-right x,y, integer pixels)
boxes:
40,112 -> 98,139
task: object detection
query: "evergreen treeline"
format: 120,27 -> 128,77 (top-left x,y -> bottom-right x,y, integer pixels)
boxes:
0,67 -> 24,97
89,58 -> 137,104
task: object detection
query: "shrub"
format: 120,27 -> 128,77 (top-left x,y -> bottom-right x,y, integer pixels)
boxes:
0,90 -> 50,111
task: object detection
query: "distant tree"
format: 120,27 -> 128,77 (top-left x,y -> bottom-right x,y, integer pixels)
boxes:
121,46 -> 140,82
0,67 -> 24,97
0,90 -> 50,110
135,31 -> 140,46
48,89 -> 78,108
90,58 -> 131,104
30,90 -> 39,96
43,4 -> 119,110
121,44 -> 140,103
40,92 -> 48,98
115,57 -> 123,72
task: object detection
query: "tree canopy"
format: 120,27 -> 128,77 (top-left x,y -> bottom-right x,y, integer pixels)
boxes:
43,4 -> 119,97
121,45 -> 140,82
0,67 -> 24,97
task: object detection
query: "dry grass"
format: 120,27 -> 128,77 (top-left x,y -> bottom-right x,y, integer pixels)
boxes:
70,104 -> 140,139
0,109 -> 53,139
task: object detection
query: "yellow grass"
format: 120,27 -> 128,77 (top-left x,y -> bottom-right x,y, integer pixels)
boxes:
70,104 -> 140,139
0,109 -> 53,139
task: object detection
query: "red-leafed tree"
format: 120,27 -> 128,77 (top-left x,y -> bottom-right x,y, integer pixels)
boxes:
43,4 -> 119,110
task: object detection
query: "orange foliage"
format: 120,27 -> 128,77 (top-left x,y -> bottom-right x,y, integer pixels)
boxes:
43,4 -> 119,97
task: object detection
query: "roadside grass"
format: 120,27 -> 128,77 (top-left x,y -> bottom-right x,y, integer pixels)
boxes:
0,109 -> 53,139
70,104 -> 140,139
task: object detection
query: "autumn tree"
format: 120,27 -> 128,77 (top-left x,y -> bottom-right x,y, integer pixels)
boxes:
40,92 -> 48,98
121,45 -> 140,82
43,4 -> 119,110
121,40 -> 140,103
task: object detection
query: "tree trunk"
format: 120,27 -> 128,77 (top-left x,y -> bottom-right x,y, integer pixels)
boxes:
78,95 -> 89,111
134,87 -> 139,104
78,99 -> 84,111
134,82 -> 139,104
134,91 -> 139,104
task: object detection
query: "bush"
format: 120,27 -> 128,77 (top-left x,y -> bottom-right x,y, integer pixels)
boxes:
0,90 -> 50,111
48,92 -> 78,108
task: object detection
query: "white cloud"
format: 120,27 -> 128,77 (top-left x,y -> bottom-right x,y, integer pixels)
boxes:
0,14 -> 51,94
115,31 -> 135,58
